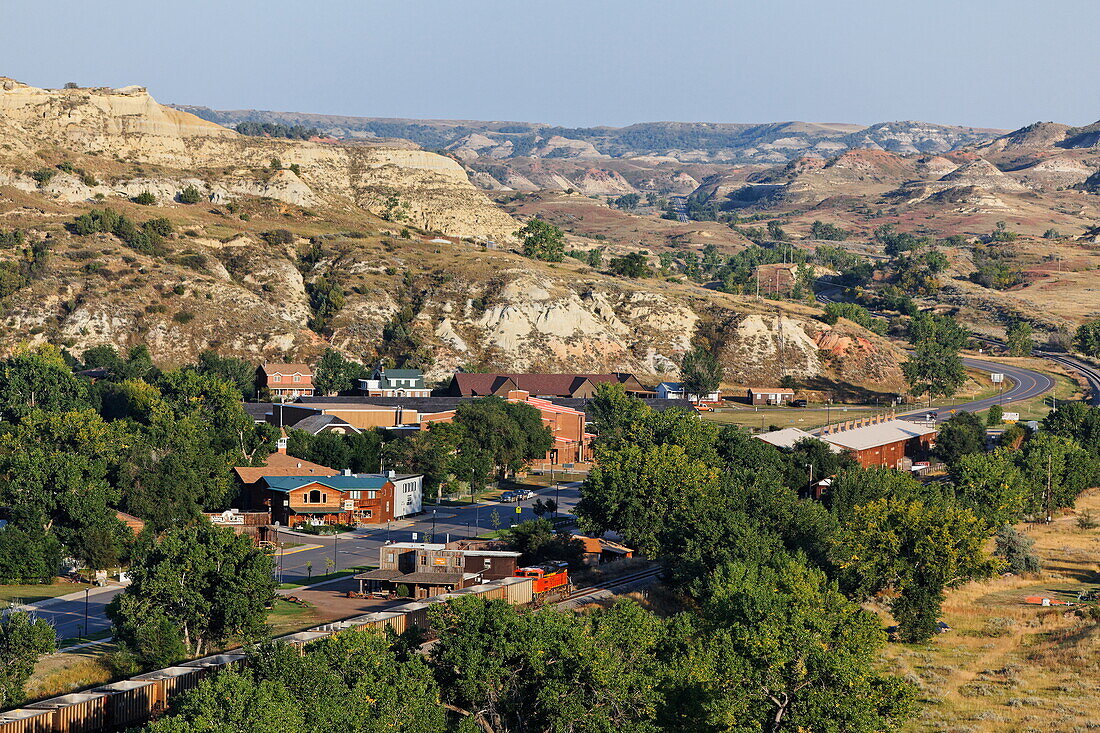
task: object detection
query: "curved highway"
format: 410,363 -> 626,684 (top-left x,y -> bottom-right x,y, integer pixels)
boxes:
815,287 -> 1057,421
897,357 -> 1055,424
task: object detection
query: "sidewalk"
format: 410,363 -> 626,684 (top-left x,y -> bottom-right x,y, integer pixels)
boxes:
14,583 -> 125,614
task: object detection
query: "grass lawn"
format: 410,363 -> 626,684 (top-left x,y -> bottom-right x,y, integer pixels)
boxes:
266,598 -> 325,636
877,487 -> 1100,731
278,566 -> 370,590
0,580 -> 92,608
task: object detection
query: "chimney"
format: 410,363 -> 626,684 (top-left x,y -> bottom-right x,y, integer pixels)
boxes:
276,437 -> 288,454
342,468 -> 352,476
386,469 -> 396,479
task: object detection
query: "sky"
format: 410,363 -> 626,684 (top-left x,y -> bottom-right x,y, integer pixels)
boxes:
2,0 -> 1098,130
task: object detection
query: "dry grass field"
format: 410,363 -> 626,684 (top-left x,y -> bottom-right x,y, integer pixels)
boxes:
879,489 -> 1100,732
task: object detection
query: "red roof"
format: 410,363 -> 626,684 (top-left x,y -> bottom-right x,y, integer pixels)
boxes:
451,373 -> 637,398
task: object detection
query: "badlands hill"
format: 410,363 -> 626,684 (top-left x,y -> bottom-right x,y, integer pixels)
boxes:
175,104 -> 1002,165
0,79 -> 906,392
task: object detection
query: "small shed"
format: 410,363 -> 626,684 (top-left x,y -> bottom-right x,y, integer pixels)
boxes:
746,387 -> 795,405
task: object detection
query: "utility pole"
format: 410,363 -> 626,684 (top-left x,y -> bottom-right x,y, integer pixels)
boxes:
333,532 -> 338,573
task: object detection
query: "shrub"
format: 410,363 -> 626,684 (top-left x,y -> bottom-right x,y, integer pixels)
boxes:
178,185 -> 204,204
261,229 -> 295,245
172,311 -> 195,324
29,168 -> 56,186
994,525 -> 1040,574
133,191 -> 156,205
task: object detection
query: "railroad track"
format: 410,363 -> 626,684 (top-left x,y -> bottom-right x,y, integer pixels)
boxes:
558,566 -> 663,605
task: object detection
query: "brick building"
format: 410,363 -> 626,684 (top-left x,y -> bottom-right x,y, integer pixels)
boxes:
257,363 -> 314,400
819,416 -> 936,469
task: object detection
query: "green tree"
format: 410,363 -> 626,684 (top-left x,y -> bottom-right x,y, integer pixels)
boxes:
1016,433 -> 1096,518
0,346 -> 90,420
133,191 -> 157,205
190,350 -> 256,400
313,348 -> 363,396
107,522 -> 275,668
987,403 -> 1004,426
0,610 -> 57,710
950,449 -> 1027,526
683,557 -> 917,732
606,252 -> 652,277
178,185 -> 204,204
994,525 -> 1040,574
517,218 -> 565,262
448,397 -> 553,483
833,497 -> 1001,642
905,316 -> 969,396
306,277 -> 346,332
1005,320 -> 1034,357
430,597 -> 664,733
767,220 -> 788,241
680,345 -> 723,401
934,412 -> 985,466
502,519 -> 583,566
1075,320 -> 1100,358
612,193 -> 641,210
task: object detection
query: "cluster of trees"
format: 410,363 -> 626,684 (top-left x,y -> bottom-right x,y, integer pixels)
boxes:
970,246 -> 1025,290
69,208 -> 174,256
1074,319 -> 1100,358
0,610 -> 56,710
107,522 -> 275,671
0,228 -> 49,298
809,220 -> 848,240
234,121 -> 321,140
576,384 -> 1010,653
611,193 -> 641,209
140,584 -> 917,733
822,301 -> 888,335
0,344 -> 277,583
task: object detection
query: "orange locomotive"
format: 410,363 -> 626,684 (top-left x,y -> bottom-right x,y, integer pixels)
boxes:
514,561 -> 573,602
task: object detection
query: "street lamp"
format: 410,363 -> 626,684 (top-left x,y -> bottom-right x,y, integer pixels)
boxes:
430,509 -> 437,543
84,588 -> 89,637
333,532 -> 338,573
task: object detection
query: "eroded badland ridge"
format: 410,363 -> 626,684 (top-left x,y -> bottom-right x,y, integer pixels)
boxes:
0,79 -> 905,390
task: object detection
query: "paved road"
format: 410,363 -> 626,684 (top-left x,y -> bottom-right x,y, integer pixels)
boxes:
274,482 -> 582,585
897,357 -> 1055,424
668,196 -> 689,223
28,482 -> 584,640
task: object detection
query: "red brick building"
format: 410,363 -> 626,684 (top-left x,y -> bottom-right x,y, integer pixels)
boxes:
820,417 -> 936,469
257,363 -> 314,400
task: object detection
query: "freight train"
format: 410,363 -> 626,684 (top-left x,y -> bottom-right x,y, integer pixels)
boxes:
0,575 -> 537,733
515,561 -> 573,603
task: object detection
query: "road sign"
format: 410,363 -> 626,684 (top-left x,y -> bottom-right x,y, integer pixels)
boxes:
991,373 -> 1005,384
515,506 -> 522,514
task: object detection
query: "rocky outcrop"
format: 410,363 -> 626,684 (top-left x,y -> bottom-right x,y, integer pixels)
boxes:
0,80 -> 516,241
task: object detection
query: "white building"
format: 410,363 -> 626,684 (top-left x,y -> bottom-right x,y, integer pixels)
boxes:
656,381 -> 721,403
390,473 -> 424,517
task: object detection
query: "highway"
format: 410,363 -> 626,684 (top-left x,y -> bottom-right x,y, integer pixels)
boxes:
897,357 -> 1054,424
26,482 -> 583,642
668,196 -> 689,223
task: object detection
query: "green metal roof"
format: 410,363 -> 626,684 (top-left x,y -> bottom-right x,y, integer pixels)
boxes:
263,474 -> 390,493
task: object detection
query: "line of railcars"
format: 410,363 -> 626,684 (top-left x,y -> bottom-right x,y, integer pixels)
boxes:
0,576 -> 535,733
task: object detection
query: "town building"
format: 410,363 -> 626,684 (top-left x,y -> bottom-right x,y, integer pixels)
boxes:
754,427 -> 843,453
287,392 -> 592,466
257,363 -> 314,400
572,536 -> 634,566
656,381 -> 721,403
354,542 -> 521,599
818,416 -> 936,469
358,367 -> 431,397
445,372 -> 648,399
261,472 -> 396,527
746,387 -> 795,405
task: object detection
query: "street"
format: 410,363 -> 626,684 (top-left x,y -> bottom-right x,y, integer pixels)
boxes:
26,482 -> 583,641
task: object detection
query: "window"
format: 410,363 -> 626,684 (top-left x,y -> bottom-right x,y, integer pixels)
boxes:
307,489 -> 324,504
367,490 -> 377,500
348,491 -> 361,499
272,374 -> 282,383
385,553 -> 394,563
293,374 -> 301,383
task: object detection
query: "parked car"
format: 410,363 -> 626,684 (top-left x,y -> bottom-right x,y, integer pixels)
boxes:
791,399 -> 808,408
499,491 -> 518,502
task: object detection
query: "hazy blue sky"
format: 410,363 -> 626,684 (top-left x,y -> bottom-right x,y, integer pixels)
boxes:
3,0 -> 1098,129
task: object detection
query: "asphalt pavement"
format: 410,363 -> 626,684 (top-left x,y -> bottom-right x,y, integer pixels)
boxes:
897,357 -> 1055,424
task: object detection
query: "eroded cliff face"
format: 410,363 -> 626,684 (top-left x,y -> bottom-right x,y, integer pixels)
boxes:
0,79 -> 516,241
